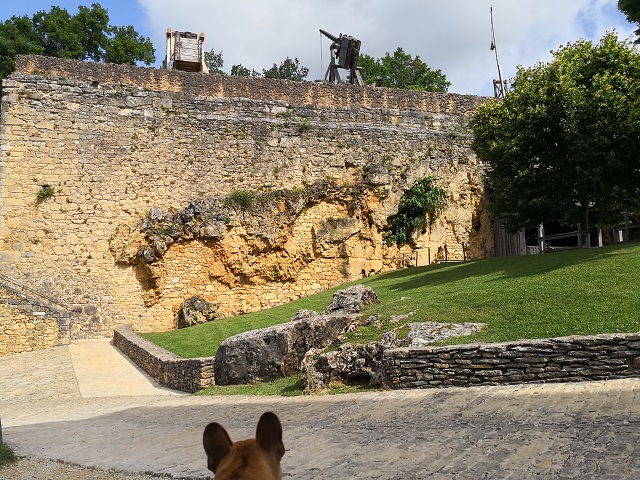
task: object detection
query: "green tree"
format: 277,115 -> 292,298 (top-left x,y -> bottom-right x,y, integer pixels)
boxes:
469,33 -> 640,236
263,57 -> 309,81
0,15 -> 42,78
359,47 -> 450,92
619,0 -> 640,43
230,63 -> 261,77
0,2 -> 154,80
105,25 -> 155,65
204,48 -> 224,74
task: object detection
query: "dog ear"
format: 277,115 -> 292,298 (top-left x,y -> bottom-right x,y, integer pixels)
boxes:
203,422 -> 233,473
256,412 -> 285,461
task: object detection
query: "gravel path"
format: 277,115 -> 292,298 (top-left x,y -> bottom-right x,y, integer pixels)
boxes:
1,457 -> 164,480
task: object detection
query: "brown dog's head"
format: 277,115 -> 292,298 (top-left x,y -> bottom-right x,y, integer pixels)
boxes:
203,411 -> 285,480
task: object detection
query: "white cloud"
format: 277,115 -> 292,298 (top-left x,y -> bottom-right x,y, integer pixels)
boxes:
138,0 -> 636,96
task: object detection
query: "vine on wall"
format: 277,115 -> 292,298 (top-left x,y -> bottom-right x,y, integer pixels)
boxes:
383,176 -> 448,246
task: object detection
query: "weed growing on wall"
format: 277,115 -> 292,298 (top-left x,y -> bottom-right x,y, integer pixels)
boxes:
297,119 -> 311,134
36,184 -> 55,202
224,189 -> 254,209
383,176 -> 448,246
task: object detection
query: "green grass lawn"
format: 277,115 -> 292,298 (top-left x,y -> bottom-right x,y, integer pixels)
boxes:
142,243 -> 640,359
193,375 -> 383,396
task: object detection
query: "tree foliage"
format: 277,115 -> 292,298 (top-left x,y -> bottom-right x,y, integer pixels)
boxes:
384,176 -> 448,246
470,33 -> 640,233
263,57 -> 309,81
210,52 -> 307,80
230,63 -> 261,78
0,2 -> 154,80
619,0 -> 640,43
204,48 -> 224,74
359,47 -> 450,92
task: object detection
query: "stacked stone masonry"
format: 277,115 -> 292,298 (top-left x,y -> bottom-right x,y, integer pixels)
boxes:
0,55 -> 493,346
0,283 -> 70,355
113,326 -> 640,393
112,324 -> 214,392
383,333 -> 640,389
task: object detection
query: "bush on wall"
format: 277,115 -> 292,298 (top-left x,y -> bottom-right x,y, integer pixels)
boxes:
383,176 -> 448,246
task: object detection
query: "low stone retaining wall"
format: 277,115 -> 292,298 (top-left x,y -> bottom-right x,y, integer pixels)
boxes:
113,325 -> 214,393
383,333 -> 640,389
113,324 -> 640,393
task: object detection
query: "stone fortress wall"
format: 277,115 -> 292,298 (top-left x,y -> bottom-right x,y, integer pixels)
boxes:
0,55 -> 493,354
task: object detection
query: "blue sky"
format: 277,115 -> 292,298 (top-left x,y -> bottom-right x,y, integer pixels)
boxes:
1,1 -> 636,96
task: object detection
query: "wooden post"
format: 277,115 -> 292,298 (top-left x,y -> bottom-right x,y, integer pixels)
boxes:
577,223 -> 583,248
598,228 -> 603,248
428,247 -> 431,265
624,212 -> 630,243
444,244 -> 448,263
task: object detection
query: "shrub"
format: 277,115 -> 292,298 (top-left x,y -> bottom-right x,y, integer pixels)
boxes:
383,176 -> 448,246
225,189 -> 254,209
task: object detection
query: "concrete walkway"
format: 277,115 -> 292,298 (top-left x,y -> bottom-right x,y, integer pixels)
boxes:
68,340 -> 178,398
1,341 -> 640,479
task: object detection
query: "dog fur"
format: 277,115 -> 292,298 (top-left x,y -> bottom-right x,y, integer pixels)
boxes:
203,411 -> 285,480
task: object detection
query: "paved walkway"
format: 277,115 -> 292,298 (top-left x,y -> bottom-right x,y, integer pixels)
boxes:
1,340 -> 640,479
68,340 -> 178,398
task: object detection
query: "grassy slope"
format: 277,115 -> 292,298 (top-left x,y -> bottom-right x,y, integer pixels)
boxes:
142,243 -> 640,358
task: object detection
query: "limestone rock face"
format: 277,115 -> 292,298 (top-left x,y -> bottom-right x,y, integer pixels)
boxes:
300,342 -> 385,394
313,217 -> 362,256
213,285 -> 377,385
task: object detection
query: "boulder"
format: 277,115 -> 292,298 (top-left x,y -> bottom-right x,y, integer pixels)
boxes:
213,286 -> 378,385
177,296 -> 219,328
324,284 -> 379,314
214,310 -> 371,385
299,342 -> 385,394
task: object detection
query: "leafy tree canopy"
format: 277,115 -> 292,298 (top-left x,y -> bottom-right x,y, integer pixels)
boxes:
263,57 -> 309,81
204,48 -> 224,75
0,3 -> 155,80
359,47 -> 450,92
230,63 -> 261,77
470,32 -> 640,234
206,50 -> 307,81
619,0 -> 640,43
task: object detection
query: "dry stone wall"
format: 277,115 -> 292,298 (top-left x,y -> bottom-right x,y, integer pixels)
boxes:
113,324 -> 214,392
112,326 -> 640,394
383,333 -> 640,388
0,283 -> 70,354
0,55 -> 493,343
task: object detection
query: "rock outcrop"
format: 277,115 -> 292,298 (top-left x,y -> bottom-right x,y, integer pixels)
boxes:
300,321 -> 486,393
213,285 -> 379,385
300,342 -> 385,394
324,284 -> 380,314
176,296 -> 218,328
